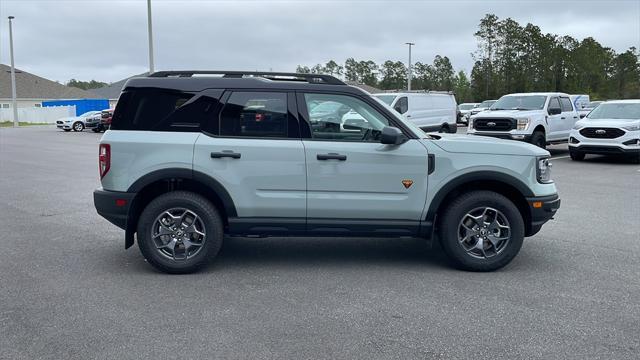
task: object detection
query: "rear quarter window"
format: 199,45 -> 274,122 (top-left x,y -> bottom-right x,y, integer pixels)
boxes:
111,89 -> 219,132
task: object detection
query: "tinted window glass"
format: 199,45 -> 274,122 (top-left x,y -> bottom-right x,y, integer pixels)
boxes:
111,89 -> 211,131
560,97 -> 573,112
394,97 -> 408,114
304,93 -> 389,142
548,97 -> 561,111
220,92 -> 288,138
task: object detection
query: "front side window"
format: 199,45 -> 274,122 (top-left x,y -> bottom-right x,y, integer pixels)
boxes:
394,97 -> 408,114
219,92 -> 288,138
560,97 -> 573,112
548,97 -> 561,111
304,93 -> 390,142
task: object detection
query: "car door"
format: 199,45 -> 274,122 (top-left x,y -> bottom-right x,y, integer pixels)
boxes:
546,97 -> 564,141
560,96 -> 579,139
298,92 -> 430,235
193,90 -> 307,225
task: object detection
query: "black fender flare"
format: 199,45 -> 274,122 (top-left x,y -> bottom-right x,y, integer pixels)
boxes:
127,168 -> 237,217
425,170 -> 534,223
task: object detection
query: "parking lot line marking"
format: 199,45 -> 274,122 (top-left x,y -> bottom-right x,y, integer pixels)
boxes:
550,155 -> 570,160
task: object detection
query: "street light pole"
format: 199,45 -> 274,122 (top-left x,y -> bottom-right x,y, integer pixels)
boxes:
8,16 -> 18,127
405,42 -> 414,91
146,0 -> 155,73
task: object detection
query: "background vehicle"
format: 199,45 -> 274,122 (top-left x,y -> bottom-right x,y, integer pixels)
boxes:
84,112 -> 102,130
570,94 -> 591,118
94,71 -> 559,274
92,109 -> 114,133
569,100 -> 640,162
55,110 -> 101,132
373,92 -> 458,133
469,99 -> 497,117
468,92 -> 580,149
458,103 -> 480,124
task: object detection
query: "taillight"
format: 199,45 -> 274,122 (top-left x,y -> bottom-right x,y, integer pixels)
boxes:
99,143 -> 111,179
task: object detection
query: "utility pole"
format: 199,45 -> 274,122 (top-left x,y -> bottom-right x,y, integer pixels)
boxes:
405,42 -> 414,91
8,16 -> 18,127
147,0 -> 155,73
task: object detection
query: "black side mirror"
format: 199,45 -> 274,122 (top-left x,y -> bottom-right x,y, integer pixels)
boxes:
548,107 -> 561,115
380,126 -> 407,145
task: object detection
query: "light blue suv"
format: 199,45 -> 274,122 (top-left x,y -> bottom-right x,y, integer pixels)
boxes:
93,71 -> 560,274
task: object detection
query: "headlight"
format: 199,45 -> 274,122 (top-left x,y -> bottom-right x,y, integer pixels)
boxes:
516,118 -> 529,131
64,120 -> 72,123
468,118 -> 474,129
573,123 -> 585,130
622,124 -> 640,131
537,157 -> 553,184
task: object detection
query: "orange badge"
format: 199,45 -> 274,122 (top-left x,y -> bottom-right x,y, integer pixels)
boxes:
402,179 -> 413,189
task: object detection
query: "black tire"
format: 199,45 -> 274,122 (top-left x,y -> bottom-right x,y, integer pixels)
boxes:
530,131 -> 546,149
137,191 -> 224,274
92,128 -> 101,133
438,190 -> 525,272
63,129 -> 71,132
569,150 -> 585,161
629,154 -> 640,164
72,122 -> 84,132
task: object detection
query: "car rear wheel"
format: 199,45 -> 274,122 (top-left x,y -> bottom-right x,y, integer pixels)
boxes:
530,131 -> 546,149
438,190 -> 524,271
72,122 -> 84,132
569,150 -> 585,161
137,191 -> 224,274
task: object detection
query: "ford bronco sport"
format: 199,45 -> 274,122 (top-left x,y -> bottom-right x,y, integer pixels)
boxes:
93,71 -> 560,274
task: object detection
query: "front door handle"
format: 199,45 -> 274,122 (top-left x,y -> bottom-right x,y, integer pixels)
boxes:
317,153 -> 347,161
560,117 -> 566,120
211,151 -> 241,159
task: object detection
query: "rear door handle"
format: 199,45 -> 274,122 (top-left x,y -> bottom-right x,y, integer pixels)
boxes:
211,151 -> 241,159
561,117 -> 566,120
317,153 -> 347,161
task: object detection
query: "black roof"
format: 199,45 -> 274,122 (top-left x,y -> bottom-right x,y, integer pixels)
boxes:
123,71 -> 368,96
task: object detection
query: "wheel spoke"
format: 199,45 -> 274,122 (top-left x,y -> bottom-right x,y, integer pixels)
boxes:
151,208 -> 207,261
153,223 -> 173,238
458,206 -> 511,259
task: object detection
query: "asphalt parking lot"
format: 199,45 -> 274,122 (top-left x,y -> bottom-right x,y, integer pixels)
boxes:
1,126 -> 639,359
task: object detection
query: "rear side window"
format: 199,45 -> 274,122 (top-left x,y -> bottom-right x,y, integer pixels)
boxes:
560,97 -> 574,112
112,89 -> 218,131
219,92 -> 288,138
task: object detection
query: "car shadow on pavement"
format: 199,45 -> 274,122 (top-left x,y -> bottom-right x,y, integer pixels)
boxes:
208,236 -> 451,271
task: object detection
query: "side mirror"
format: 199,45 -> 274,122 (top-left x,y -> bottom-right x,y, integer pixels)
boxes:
548,107 -> 562,115
380,126 -> 407,145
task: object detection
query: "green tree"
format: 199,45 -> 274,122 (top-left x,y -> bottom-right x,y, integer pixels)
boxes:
433,55 -> 455,90
66,79 -> 108,90
378,61 -> 406,90
453,70 -> 472,102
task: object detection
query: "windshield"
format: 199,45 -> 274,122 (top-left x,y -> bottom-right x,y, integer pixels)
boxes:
492,96 -> 546,110
586,103 -> 640,120
458,104 -> 475,110
479,100 -> 496,108
79,111 -> 97,117
374,95 -> 398,105
587,101 -> 602,109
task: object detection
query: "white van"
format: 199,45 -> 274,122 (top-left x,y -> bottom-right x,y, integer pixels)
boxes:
373,92 -> 458,133
570,94 -> 591,118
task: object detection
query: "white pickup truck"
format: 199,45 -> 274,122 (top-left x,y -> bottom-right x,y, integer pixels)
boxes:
467,92 -> 580,148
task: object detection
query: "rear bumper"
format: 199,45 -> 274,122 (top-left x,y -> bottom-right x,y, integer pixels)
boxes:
93,188 -> 136,230
525,194 -> 561,236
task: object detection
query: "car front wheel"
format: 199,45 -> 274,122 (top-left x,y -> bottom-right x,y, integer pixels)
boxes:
438,190 -> 525,271
72,122 -> 84,132
137,191 -> 224,274
569,150 -> 585,161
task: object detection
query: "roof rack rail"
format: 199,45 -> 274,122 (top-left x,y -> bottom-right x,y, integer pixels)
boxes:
148,70 -> 346,85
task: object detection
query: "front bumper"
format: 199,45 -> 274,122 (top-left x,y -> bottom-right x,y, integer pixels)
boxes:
525,194 -> 561,236
467,130 -> 532,142
569,130 -> 640,155
94,188 -> 136,230
56,123 -> 72,129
